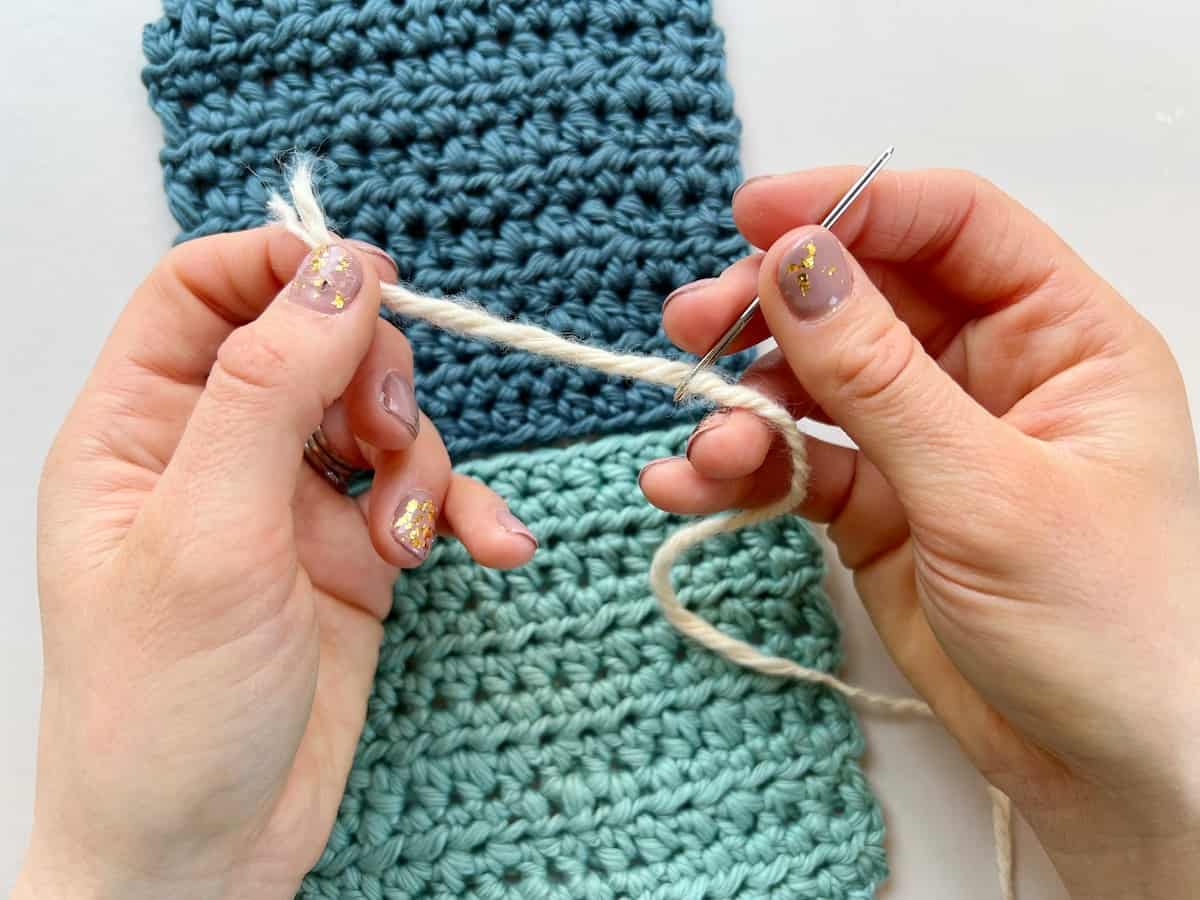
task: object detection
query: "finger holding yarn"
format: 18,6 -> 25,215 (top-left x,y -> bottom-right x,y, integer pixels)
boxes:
267,159 -> 1016,900
270,160 -> 812,648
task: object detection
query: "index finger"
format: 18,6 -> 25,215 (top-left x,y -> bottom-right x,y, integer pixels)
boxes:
96,226 -> 397,385
92,226 -> 307,386
733,167 -> 1083,307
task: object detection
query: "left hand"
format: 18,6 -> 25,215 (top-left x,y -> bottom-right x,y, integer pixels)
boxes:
16,228 -> 536,899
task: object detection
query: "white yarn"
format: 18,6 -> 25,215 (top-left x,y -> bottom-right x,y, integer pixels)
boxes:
269,159 -> 1014,898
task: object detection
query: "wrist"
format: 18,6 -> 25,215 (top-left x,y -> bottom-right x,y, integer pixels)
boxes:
1036,772 -> 1200,900
14,835 -> 231,900
13,866 -> 229,900
1053,828 -> 1200,900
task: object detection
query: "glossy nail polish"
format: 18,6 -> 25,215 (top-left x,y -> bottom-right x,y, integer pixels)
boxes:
732,174 -> 771,202
776,228 -> 852,320
662,278 -> 716,313
344,238 -> 399,282
288,243 -> 363,314
685,408 -> 732,461
392,490 -> 438,561
637,456 -> 682,491
380,370 -> 420,439
496,508 -> 538,550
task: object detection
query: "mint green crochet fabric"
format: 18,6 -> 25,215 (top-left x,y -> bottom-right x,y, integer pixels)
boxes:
302,424 -> 886,900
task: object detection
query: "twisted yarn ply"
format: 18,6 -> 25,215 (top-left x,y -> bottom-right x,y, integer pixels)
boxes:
144,0 -> 1015,894
272,164 -> 1014,900
142,0 -> 751,459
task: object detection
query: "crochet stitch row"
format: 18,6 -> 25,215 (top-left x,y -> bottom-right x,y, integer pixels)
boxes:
142,0 -> 751,459
303,424 -> 886,900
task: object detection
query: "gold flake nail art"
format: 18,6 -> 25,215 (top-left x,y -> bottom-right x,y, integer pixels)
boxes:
392,491 -> 438,560
786,241 -> 820,296
288,243 -> 362,314
777,230 -> 852,320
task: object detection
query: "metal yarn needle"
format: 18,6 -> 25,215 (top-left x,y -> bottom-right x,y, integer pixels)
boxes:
672,145 -> 895,403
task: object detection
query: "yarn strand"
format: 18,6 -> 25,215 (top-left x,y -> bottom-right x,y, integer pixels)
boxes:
269,160 -> 1014,899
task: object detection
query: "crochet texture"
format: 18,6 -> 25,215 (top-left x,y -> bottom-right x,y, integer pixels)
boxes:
142,0 -> 750,459
141,3 -> 887,895
306,424 -> 885,900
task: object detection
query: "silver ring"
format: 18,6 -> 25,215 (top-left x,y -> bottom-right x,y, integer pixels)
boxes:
303,424 -> 369,493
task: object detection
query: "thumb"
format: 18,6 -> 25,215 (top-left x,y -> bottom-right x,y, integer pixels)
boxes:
156,241 -> 381,525
757,226 -> 1016,507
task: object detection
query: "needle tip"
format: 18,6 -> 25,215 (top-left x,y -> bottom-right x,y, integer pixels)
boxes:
675,358 -> 707,403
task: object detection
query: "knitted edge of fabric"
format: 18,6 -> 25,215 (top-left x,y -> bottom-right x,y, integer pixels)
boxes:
141,0 -> 753,460
304,423 -> 886,900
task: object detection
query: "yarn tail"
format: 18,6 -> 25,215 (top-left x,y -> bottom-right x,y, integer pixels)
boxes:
269,159 -> 1017,900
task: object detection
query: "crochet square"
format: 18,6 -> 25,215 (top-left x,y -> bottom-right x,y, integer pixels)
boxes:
303,424 -> 886,900
142,0 -> 752,459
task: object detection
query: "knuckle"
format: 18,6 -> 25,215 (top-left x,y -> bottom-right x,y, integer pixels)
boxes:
943,167 -> 998,198
148,244 -> 205,311
829,314 -> 918,408
159,241 -> 191,280
211,325 -> 293,400
377,318 -> 415,369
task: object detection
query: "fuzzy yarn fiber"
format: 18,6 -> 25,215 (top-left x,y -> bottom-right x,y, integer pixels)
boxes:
141,3 -> 889,896
307,424 -> 885,900
142,0 -> 751,460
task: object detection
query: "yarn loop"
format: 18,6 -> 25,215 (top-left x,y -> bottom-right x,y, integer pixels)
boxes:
304,422 -> 886,899
272,162 -> 1014,900
144,0 -> 1014,890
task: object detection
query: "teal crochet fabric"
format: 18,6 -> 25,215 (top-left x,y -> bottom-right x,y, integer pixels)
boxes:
141,0 -> 750,460
141,3 -> 888,895
305,425 -> 886,900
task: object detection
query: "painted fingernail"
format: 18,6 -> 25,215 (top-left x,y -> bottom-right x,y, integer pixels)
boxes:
732,174 -> 771,202
637,456 -> 682,491
380,370 -> 420,440
392,490 -> 438,561
662,278 -> 716,313
344,239 -> 399,282
496,508 -> 538,550
685,409 -> 733,461
776,228 -> 852,321
288,243 -> 363,314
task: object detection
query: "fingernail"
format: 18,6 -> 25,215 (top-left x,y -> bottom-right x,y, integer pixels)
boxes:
288,243 -> 363,314
344,239 -> 399,282
732,174 -> 771,203
662,278 -> 716,313
380,370 -> 420,440
776,228 -> 852,321
685,409 -> 733,461
637,456 -> 682,491
496,508 -> 538,550
391,490 -> 438,561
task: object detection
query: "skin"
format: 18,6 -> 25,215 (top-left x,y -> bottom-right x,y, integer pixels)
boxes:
14,227 -> 534,900
12,169 -> 1199,900
646,168 -> 1200,898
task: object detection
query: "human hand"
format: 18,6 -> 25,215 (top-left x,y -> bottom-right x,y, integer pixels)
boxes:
15,230 -> 536,900
641,169 -> 1200,898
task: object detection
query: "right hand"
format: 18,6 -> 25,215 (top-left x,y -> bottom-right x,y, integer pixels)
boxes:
642,168 -> 1200,898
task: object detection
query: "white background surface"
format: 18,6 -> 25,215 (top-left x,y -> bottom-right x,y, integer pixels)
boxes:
1,1 -> 1197,896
